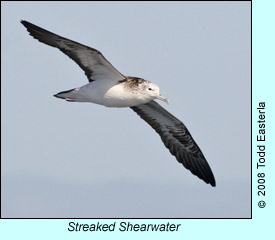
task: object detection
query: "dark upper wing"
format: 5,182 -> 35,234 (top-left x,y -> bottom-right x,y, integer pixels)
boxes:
21,20 -> 125,82
131,100 -> 216,187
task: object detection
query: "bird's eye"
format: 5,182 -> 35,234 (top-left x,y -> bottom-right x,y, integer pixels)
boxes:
148,88 -> 152,91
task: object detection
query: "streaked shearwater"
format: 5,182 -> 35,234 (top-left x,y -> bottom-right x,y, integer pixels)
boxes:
21,20 -> 216,187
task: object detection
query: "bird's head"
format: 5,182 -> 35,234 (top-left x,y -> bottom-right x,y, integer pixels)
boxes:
143,82 -> 169,104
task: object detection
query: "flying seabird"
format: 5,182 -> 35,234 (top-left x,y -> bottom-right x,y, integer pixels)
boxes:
21,20 -> 216,187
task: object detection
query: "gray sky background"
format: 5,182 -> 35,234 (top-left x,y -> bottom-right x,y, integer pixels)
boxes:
2,2 -> 251,218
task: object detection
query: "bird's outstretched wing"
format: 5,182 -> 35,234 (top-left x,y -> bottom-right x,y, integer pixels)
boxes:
131,100 -> 216,186
21,20 -> 125,82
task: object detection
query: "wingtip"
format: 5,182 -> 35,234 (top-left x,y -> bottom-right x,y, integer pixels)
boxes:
210,181 -> 216,187
208,174 -> 216,187
21,20 -> 40,31
21,20 -> 32,30
207,172 -> 216,187
20,20 -> 28,26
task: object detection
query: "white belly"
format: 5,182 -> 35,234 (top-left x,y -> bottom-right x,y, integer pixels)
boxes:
77,81 -> 149,108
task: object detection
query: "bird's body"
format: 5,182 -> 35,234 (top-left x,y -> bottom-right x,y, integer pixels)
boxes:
21,20 -> 216,187
55,76 -> 164,107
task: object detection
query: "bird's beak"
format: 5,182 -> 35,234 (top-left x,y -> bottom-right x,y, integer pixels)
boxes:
156,94 -> 170,104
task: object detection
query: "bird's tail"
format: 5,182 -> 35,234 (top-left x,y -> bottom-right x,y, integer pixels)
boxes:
54,88 -> 80,102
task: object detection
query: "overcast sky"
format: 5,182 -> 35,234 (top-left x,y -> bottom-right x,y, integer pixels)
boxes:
2,1 -> 251,218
